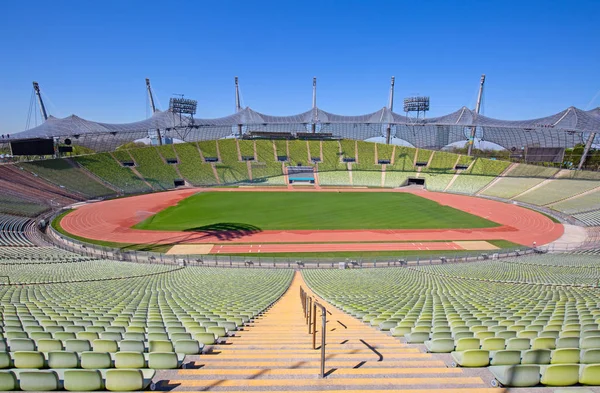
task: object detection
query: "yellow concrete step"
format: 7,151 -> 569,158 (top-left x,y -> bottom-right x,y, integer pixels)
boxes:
179,367 -> 463,377
177,390 -> 503,393
168,377 -> 486,388
192,360 -> 447,368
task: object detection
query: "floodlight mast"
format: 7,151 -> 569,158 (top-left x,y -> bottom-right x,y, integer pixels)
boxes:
235,77 -> 243,138
312,77 -> 317,133
146,78 -> 162,145
467,74 -> 485,156
32,82 -> 48,121
386,76 -> 395,144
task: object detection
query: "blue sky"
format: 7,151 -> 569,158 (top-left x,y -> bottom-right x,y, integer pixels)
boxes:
1,0 -> 599,133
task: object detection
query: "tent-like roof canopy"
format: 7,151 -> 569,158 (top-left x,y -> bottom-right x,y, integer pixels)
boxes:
8,105 -> 600,152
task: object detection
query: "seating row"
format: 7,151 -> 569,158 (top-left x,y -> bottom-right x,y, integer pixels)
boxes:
490,363 -> 600,387
0,351 -> 185,370
0,368 -> 155,391
2,337 -> 206,353
449,348 -> 600,367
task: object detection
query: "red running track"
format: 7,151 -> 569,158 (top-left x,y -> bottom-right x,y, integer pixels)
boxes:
210,242 -> 464,254
59,187 -> 564,248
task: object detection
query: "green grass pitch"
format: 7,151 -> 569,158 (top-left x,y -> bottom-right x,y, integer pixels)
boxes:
134,191 -> 500,231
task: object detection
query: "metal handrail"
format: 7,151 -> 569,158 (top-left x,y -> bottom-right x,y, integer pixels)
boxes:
300,286 -> 327,378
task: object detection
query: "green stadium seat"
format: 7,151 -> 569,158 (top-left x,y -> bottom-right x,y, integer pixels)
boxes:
13,351 -> 45,369
104,369 -> 154,392
451,350 -> 489,367
64,369 -> 103,392
579,364 -> 600,385
148,352 -> 184,369
92,339 -> 118,353
490,365 -> 540,387
424,338 -> 454,353
521,349 -> 551,364
80,351 -> 112,369
490,350 -> 521,366
47,351 -> 79,369
174,339 -> 202,355
119,340 -> 145,352
36,339 -> 63,352
149,340 -> 174,353
8,339 -> 35,352
17,370 -> 60,391
114,351 -> 146,368
65,339 -> 92,352
540,364 -> 580,386
0,371 -> 17,391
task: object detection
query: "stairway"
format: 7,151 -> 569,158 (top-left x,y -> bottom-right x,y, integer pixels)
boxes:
158,272 -> 500,392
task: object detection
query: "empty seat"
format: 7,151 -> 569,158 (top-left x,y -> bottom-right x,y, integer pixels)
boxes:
490,350 -> 521,366
36,339 -> 63,352
18,370 -> 60,391
579,364 -> 600,385
13,351 -> 45,369
149,340 -> 174,353
521,349 -> 551,365
193,333 -> 216,345
80,351 -> 112,369
424,338 -> 454,353
65,339 -> 92,352
551,348 -> 580,364
481,338 -> 505,351
92,339 -> 118,353
540,364 -> 579,386
490,365 -> 540,387
8,338 -> 35,352
455,338 -> 480,351
148,352 -> 184,369
451,349 -> 489,367
104,369 -> 154,392
581,349 -> 600,364
556,337 -> 580,349
47,351 -> 79,369
506,338 -> 531,351
0,371 -> 17,391
174,339 -> 202,355
64,369 -> 103,392
114,351 -> 146,369
580,336 -> 600,349
119,340 -> 145,352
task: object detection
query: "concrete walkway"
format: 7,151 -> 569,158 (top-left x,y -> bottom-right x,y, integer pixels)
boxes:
161,271 -> 501,392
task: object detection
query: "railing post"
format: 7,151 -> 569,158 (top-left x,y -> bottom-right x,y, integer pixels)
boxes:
312,303 -> 317,349
320,303 -> 326,378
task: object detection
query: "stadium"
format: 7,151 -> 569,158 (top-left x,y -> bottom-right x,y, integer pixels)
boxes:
0,74 -> 599,393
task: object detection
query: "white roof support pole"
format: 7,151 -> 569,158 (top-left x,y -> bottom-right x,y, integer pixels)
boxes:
32,82 -> 48,121
578,132 -> 597,170
235,77 -> 243,138
235,76 -> 242,112
386,76 -> 395,144
467,74 -> 486,156
146,78 -> 161,145
312,77 -> 317,133
388,76 -> 395,111
146,78 -> 157,114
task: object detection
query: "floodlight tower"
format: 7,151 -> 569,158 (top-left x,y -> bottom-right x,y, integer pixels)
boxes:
467,74 -> 486,156
235,77 -> 243,137
32,82 -> 48,121
146,78 -> 162,145
386,76 -> 395,144
311,77 -> 317,134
